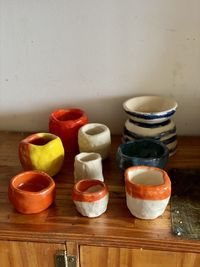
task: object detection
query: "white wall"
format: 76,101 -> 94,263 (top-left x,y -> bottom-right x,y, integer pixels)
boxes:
1,0 -> 200,134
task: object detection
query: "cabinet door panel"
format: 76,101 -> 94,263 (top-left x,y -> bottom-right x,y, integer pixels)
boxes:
80,245 -> 200,267
0,240 -> 65,267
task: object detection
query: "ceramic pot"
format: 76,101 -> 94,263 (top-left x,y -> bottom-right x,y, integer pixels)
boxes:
123,119 -> 177,156
72,179 -> 109,217
125,166 -> 171,219
19,133 -> 64,176
74,152 -> 104,183
49,108 -> 88,152
116,139 -> 169,172
78,123 -> 111,160
123,95 -> 178,123
8,170 -> 56,214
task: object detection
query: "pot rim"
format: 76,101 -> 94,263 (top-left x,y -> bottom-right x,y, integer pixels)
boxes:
50,108 -> 88,125
72,179 -> 108,202
125,166 -> 171,200
9,170 -> 55,195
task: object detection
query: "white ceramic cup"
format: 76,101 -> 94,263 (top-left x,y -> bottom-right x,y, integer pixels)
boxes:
72,179 -> 109,218
74,152 -> 104,183
125,166 -> 171,220
78,123 -> 111,160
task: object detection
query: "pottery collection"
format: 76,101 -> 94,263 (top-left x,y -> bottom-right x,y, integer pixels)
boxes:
9,95 -> 177,219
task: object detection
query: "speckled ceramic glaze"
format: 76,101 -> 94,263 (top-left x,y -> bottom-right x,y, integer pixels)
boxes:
123,96 -> 178,156
19,133 -> 64,176
72,179 -> 109,217
74,152 -> 104,183
125,166 -> 171,219
78,123 -> 111,160
49,108 -> 88,152
8,170 -> 56,214
116,139 -> 169,172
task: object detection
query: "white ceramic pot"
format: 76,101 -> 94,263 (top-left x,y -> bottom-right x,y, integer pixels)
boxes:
74,152 -> 104,183
125,166 -> 171,219
72,179 -> 109,218
78,123 -> 111,160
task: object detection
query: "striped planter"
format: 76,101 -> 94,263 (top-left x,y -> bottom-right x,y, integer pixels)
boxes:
122,96 -> 178,156
123,119 -> 177,156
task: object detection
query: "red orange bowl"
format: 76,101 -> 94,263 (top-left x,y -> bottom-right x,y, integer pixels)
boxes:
8,170 -> 56,214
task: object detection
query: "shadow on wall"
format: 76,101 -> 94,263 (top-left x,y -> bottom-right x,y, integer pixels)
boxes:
0,95 -> 134,134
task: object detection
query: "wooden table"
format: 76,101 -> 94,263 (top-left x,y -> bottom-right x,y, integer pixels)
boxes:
0,131 -> 200,267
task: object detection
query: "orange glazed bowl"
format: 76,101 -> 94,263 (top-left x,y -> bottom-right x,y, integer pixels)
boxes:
8,170 -> 56,214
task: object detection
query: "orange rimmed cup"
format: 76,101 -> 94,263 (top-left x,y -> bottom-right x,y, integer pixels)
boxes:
8,170 -> 56,214
49,108 -> 88,153
125,166 -> 171,219
72,179 -> 109,217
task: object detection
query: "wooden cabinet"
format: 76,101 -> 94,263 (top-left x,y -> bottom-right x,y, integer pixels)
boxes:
0,241 -> 65,267
0,132 -> 200,267
80,246 -> 200,267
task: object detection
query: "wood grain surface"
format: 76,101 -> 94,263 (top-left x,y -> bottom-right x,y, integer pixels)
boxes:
0,131 -> 200,253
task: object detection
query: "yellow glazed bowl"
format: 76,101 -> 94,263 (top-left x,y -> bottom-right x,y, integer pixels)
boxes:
19,133 -> 64,176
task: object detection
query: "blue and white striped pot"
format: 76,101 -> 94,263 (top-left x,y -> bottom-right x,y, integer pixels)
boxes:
123,119 -> 177,156
123,96 -> 178,124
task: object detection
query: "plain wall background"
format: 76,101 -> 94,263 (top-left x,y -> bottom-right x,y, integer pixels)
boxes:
1,0 -> 200,134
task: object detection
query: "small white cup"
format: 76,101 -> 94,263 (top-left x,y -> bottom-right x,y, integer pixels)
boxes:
72,179 -> 109,218
74,152 -> 104,183
78,123 -> 111,160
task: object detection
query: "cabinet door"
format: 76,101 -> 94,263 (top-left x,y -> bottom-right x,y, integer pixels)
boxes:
80,245 -> 200,267
0,240 -> 65,267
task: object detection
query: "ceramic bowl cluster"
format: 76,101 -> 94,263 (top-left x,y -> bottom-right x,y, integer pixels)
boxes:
116,139 -> 169,172
123,96 -> 178,156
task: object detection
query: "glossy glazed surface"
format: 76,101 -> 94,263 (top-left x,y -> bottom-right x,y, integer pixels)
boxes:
49,108 -> 88,152
8,170 -> 56,214
117,139 -> 169,171
19,133 -> 64,176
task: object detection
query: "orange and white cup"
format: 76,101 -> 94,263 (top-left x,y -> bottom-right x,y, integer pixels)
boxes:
125,166 -> 171,219
72,179 -> 109,218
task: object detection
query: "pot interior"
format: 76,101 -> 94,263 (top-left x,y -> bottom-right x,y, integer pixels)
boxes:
121,141 -> 165,159
13,173 -> 51,192
128,168 -> 164,186
124,96 -> 177,114
79,153 -> 99,162
85,126 -> 105,136
56,110 -> 83,121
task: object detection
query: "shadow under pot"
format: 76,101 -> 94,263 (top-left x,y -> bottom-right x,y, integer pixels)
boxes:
49,108 -> 88,153
125,166 -> 171,219
8,170 -> 56,214
116,139 -> 169,172
78,123 -> 111,160
72,179 -> 109,218
19,132 -> 64,176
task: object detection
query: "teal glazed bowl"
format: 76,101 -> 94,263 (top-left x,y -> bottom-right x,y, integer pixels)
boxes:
116,139 -> 169,172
